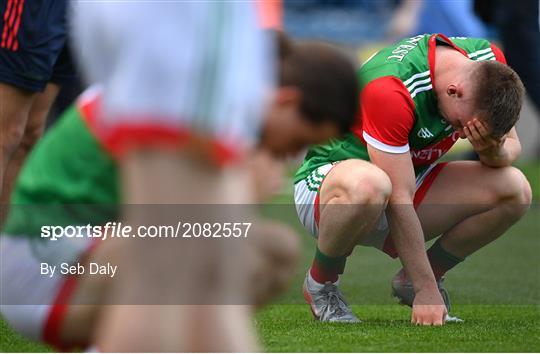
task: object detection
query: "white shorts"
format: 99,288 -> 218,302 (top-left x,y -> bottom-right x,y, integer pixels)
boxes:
0,235 -> 94,349
70,1 -> 273,155
294,162 -> 447,257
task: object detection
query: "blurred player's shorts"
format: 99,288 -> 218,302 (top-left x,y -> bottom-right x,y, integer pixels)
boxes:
0,235 -> 93,348
0,0 -> 76,92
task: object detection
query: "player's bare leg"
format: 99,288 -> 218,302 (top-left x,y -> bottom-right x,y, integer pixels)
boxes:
304,159 -> 391,322
392,161 -> 532,311
318,160 -> 392,255
0,84 -> 36,211
417,161 -> 531,257
0,83 -> 60,220
91,148 -> 260,352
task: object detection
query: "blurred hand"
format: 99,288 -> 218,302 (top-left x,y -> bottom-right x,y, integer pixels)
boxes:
411,288 -> 447,326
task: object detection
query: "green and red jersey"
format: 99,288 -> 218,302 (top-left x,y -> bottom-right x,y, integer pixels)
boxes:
295,34 -> 506,184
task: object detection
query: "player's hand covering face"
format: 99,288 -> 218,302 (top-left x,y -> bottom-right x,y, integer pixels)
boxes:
463,118 -> 506,153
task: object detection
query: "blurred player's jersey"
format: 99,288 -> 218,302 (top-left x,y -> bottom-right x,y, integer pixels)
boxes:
295,34 -> 506,183
3,89 -> 119,237
71,1 -> 273,158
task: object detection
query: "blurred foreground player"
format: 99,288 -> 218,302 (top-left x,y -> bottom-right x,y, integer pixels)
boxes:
294,34 -> 532,325
71,3 -> 275,350
0,0 -> 75,220
0,28 -> 358,354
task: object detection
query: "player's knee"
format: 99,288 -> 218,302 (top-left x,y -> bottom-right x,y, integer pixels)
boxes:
0,123 -> 25,161
497,167 -> 532,219
18,125 -> 44,154
499,167 -> 532,203
519,173 -> 533,208
341,165 -> 391,205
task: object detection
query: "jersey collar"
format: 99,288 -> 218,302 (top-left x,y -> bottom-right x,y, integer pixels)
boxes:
428,33 -> 469,93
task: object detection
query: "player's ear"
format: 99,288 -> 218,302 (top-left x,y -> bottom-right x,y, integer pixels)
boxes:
446,84 -> 458,98
275,86 -> 302,107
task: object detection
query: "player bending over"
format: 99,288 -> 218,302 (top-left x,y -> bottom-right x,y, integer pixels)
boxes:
294,33 -> 531,325
0,32 -> 358,350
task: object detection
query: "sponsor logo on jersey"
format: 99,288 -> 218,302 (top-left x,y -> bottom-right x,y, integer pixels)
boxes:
411,131 -> 459,166
417,127 -> 434,138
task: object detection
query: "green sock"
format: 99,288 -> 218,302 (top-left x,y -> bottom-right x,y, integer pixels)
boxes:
310,247 -> 346,283
427,239 -> 465,280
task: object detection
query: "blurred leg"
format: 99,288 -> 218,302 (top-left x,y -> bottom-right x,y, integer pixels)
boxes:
94,149 -> 258,352
0,83 -> 36,222
0,83 -> 59,220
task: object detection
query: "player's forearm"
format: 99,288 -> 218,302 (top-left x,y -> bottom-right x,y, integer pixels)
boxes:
478,137 -> 521,167
367,146 -> 438,292
387,200 -> 438,293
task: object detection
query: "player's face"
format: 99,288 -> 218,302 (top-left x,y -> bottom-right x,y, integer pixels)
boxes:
446,112 -> 475,139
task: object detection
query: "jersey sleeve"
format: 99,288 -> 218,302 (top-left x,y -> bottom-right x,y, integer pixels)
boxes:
490,43 -> 507,64
359,76 -> 415,153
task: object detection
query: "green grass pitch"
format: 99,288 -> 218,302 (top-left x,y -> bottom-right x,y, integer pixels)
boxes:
1,163 -> 539,352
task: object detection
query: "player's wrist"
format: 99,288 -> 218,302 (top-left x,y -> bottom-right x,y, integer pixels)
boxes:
412,275 -> 439,294
478,146 -> 510,167
478,144 -> 503,156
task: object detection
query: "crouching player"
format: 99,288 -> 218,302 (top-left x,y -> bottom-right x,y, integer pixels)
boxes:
294,34 -> 532,325
0,33 -> 358,350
